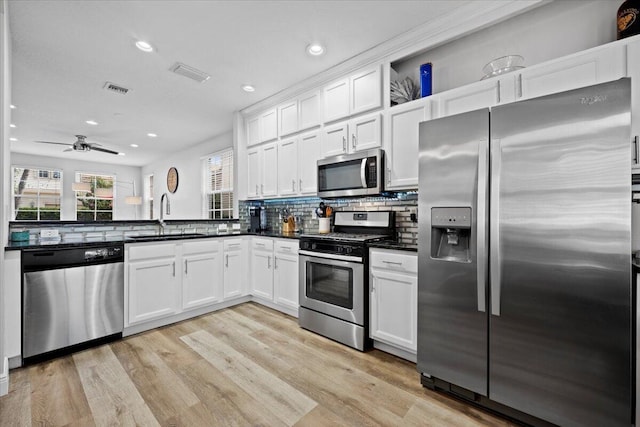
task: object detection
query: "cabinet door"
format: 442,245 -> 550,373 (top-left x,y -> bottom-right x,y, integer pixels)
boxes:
299,90 -> 321,130
251,250 -> 273,300
516,44 -> 626,101
182,252 -> 223,310
274,251 -> 299,312
298,131 -> 321,195
437,77 -> 510,118
246,115 -> 260,147
279,101 -> 298,136
370,268 -> 417,352
247,148 -> 261,198
350,65 -> 382,115
385,101 -> 429,189
349,113 -> 381,152
627,40 -> 640,171
323,78 -> 350,123
224,239 -> 247,299
128,257 -> 180,325
322,122 -> 348,158
260,108 -> 278,142
277,138 -> 298,196
261,142 -> 278,197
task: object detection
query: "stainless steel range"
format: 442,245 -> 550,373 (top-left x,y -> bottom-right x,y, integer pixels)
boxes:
298,211 -> 395,351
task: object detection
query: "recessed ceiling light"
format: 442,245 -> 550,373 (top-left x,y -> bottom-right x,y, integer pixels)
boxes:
130,144 -> 139,148
306,43 -> 325,56
9,137 -> 17,142
9,123 -> 16,128
10,104 -> 16,109
147,133 -> 157,138
242,84 -> 255,92
135,40 -> 154,53
86,120 -> 98,125
118,152 -> 126,156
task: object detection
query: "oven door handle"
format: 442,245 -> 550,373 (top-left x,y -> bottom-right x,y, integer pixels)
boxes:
299,250 -> 363,263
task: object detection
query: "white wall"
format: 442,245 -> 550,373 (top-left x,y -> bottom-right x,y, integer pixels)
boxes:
0,0 -> 10,396
393,0 -> 620,92
10,153 -> 143,220
141,131 -> 232,219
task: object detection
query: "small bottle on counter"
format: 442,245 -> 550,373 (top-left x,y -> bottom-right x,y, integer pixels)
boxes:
617,0 -> 640,40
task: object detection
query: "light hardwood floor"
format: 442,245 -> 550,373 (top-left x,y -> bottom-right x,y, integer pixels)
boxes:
0,302 -> 516,426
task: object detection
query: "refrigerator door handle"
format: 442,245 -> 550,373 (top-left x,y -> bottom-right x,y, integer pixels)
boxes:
476,139 -> 488,312
490,139 -> 502,316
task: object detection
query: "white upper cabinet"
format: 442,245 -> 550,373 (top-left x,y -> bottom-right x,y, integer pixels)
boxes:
323,78 -> 351,123
435,76 -> 514,118
261,142 -> 278,197
321,113 -> 381,157
384,99 -> 432,189
246,115 -> 261,147
260,108 -> 278,142
350,66 -> 383,115
514,44 -> 626,101
277,137 -> 299,196
247,147 -> 261,198
278,101 -> 299,137
323,65 -> 382,123
298,131 -> 321,195
298,90 -> 321,130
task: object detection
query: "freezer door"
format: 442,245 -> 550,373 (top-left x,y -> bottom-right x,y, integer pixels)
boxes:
489,79 -> 632,426
417,108 -> 489,395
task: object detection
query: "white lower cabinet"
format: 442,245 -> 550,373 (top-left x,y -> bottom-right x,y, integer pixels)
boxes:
273,240 -> 299,311
369,248 -> 417,358
182,240 -> 223,310
223,238 -> 248,299
250,237 -> 299,315
250,238 -> 275,300
127,242 -> 181,326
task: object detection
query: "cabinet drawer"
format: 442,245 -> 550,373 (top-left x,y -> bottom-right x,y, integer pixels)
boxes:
183,239 -> 220,255
128,242 -> 177,261
252,237 -> 274,251
370,249 -> 417,273
275,239 -> 299,254
224,238 -> 245,251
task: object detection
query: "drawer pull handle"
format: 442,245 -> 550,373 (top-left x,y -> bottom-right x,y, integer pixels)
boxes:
382,260 -> 403,266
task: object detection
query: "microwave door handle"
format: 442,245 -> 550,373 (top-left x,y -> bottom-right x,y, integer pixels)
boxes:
360,158 -> 367,188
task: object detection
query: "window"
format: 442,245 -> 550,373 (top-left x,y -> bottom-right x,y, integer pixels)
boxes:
75,172 -> 115,221
12,167 -> 62,220
145,174 -> 154,220
204,149 -> 234,219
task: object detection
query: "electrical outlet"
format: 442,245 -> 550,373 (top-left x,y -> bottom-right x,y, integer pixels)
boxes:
40,229 -> 59,239
232,223 -> 241,230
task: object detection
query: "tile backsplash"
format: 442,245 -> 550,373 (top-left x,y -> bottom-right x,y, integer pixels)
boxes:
239,192 -> 418,245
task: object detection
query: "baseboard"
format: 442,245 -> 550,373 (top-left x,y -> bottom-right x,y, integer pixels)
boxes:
8,356 -> 21,370
373,341 -> 417,363
0,357 -> 8,396
250,296 -> 298,318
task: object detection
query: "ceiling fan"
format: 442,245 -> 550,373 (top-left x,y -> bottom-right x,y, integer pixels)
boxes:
34,135 -> 120,155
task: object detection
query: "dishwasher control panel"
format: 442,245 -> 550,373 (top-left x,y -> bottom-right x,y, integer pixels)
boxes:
85,246 -> 122,261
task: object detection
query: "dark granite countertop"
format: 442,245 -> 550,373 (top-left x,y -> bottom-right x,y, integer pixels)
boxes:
6,231 -> 301,251
368,241 -> 418,252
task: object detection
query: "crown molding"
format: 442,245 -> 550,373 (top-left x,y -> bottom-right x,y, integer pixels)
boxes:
240,0 -> 548,117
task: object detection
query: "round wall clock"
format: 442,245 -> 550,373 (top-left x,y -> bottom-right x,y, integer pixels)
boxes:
166,167 -> 179,193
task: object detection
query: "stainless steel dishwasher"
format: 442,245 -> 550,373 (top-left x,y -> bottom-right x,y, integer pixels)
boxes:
22,244 -> 124,364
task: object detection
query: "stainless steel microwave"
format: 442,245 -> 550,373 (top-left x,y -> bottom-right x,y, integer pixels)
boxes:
317,148 -> 384,198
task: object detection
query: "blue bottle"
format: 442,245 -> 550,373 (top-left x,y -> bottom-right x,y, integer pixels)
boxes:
420,63 -> 432,97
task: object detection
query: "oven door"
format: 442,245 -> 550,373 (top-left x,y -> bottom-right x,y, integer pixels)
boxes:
299,251 -> 364,325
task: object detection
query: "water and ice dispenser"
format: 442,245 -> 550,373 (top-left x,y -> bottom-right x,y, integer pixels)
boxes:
431,207 -> 471,262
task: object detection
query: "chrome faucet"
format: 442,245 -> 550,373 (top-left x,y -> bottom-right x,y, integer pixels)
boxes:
159,193 -> 171,230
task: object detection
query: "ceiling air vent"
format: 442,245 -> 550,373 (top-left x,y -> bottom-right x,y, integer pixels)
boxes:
103,82 -> 130,95
170,62 -> 211,83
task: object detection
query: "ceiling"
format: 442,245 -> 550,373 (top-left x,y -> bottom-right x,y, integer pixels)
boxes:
7,0 -> 478,166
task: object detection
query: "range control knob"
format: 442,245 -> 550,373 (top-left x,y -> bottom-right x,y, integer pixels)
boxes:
345,247 -> 353,254
337,246 -> 344,253
311,243 -> 317,250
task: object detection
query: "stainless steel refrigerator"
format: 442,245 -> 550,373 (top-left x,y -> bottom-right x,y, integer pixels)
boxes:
417,78 -> 632,426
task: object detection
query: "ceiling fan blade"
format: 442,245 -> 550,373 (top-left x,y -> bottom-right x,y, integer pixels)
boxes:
91,146 -> 120,155
34,140 -> 73,146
